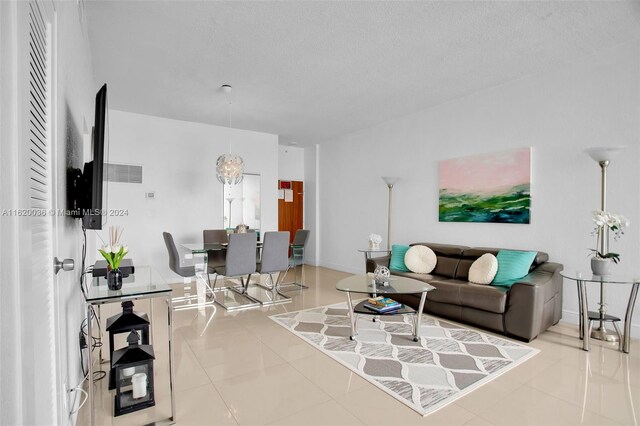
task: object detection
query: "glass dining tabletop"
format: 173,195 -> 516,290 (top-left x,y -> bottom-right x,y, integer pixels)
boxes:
336,274 -> 435,295
181,242 -> 303,254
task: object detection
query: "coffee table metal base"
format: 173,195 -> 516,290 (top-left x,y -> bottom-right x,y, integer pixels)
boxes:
345,291 -> 428,342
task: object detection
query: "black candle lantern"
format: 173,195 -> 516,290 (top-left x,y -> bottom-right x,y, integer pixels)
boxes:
106,301 -> 150,389
112,330 -> 155,416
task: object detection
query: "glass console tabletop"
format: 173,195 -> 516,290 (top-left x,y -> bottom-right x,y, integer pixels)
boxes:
85,265 -> 172,303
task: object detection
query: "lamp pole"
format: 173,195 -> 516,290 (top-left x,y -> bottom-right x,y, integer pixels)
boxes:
381,177 -> 399,251
585,146 -> 626,342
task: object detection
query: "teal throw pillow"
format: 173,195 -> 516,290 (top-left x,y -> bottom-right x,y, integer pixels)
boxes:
389,244 -> 411,273
492,250 -> 538,287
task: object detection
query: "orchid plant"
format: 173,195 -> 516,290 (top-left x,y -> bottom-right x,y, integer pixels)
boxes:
590,210 -> 629,263
98,226 -> 129,270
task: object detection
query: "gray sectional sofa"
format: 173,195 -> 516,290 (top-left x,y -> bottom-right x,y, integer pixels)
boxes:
366,242 -> 563,342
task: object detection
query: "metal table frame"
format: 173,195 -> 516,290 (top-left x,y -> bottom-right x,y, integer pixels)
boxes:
83,270 -> 175,425
337,274 -> 434,342
180,242 -> 306,310
561,271 -> 639,353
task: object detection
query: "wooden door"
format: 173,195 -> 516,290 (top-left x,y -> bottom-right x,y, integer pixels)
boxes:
278,180 -> 303,243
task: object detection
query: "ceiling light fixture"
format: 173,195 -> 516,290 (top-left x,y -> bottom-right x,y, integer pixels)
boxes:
216,84 -> 245,185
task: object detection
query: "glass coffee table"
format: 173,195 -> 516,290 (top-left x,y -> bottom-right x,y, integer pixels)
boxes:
336,274 -> 435,342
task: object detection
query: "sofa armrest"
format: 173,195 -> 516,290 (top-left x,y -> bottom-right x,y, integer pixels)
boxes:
365,255 -> 391,273
504,262 -> 563,341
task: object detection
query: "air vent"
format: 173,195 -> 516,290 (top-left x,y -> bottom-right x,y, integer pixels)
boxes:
106,163 -> 142,183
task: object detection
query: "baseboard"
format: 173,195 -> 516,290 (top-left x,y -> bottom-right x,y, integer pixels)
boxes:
318,260 -> 360,275
561,309 -> 640,339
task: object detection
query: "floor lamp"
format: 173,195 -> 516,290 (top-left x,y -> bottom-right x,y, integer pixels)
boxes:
584,146 -> 626,342
225,197 -> 235,229
381,177 -> 399,251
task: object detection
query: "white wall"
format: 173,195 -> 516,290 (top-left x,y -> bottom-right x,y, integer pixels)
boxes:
303,145 -> 319,265
278,145 -> 305,181
103,110 -> 279,280
314,41 -> 640,335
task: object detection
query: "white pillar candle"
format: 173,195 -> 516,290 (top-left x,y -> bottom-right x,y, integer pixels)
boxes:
131,373 -> 147,399
122,367 -> 136,377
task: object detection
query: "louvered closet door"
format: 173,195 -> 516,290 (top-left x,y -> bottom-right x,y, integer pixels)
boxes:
18,1 -> 58,423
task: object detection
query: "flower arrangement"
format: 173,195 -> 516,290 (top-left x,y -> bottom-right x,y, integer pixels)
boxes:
99,226 -> 129,270
590,210 -> 629,263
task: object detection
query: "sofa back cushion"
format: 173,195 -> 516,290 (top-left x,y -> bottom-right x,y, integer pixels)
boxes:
409,243 -> 467,278
456,247 -> 549,281
389,244 -> 411,272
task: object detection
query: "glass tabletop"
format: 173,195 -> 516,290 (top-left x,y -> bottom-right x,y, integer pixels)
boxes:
181,242 -> 303,254
357,248 -> 391,253
336,274 -> 435,294
181,242 -> 230,253
560,271 -> 640,285
84,265 -> 172,303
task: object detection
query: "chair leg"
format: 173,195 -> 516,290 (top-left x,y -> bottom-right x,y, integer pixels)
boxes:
278,264 -> 308,290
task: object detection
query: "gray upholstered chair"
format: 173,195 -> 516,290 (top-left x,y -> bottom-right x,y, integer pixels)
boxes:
209,232 -> 261,310
254,231 -> 291,304
163,232 -> 215,309
203,229 -> 228,282
281,229 -> 310,289
163,232 -> 195,278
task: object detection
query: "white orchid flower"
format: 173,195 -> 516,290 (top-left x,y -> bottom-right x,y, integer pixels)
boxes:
122,245 -> 129,254
112,245 -> 122,253
102,245 -> 112,253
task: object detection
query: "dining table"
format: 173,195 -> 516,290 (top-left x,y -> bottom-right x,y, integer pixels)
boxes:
179,241 -> 305,310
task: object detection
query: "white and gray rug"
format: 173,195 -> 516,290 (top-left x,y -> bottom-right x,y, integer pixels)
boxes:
270,302 -> 539,416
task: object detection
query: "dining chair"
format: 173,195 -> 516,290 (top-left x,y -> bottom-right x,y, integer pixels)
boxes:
253,231 -> 291,305
281,229 -> 310,290
163,232 -> 215,310
203,229 -> 228,284
209,232 -> 261,310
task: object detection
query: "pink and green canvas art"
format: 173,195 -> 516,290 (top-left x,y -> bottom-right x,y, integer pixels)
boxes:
439,147 -> 531,224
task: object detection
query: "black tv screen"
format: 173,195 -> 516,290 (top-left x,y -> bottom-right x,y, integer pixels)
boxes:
83,84 -> 108,229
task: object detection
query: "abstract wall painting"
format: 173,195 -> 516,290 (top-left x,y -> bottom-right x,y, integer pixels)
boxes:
439,147 -> 531,224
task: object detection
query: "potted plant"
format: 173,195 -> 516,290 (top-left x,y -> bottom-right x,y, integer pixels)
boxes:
590,210 -> 629,275
99,226 -> 129,290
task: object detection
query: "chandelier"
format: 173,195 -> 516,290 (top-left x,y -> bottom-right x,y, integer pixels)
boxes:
215,84 -> 245,185
216,153 -> 244,185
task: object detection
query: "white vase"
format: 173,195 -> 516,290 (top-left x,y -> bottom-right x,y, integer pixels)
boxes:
591,258 -> 612,276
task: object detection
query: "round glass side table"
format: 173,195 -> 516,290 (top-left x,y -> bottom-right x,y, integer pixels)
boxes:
560,271 -> 639,353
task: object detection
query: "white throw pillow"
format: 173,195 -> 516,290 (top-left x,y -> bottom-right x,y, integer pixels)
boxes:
468,253 -> 498,285
404,245 -> 437,274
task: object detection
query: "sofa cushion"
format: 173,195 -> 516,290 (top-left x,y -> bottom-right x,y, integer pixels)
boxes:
388,270 -> 435,283
456,247 -> 549,281
405,245 -> 437,274
492,250 -> 538,287
460,283 -> 508,314
410,243 -> 467,278
468,253 -> 498,284
389,244 -> 410,272
424,279 -> 462,305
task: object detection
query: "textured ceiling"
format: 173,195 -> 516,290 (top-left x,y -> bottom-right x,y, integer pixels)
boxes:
85,1 -> 640,145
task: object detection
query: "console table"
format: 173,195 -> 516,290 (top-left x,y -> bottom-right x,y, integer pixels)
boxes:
83,266 -> 175,425
560,271 -> 639,353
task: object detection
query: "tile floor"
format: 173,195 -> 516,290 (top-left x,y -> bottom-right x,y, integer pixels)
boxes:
78,266 -> 639,425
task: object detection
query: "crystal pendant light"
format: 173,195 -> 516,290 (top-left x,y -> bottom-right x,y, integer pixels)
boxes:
216,84 -> 245,185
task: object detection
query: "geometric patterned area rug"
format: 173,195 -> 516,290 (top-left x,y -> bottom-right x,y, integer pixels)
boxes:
270,302 -> 539,416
